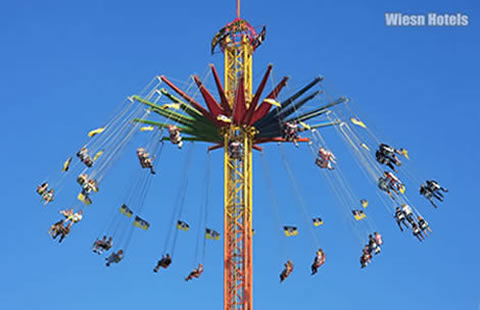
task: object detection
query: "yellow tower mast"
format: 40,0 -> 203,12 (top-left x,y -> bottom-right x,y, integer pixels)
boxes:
223,1 -> 254,309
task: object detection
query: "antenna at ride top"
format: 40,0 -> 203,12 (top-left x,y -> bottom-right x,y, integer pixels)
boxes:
237,0 -> 240,18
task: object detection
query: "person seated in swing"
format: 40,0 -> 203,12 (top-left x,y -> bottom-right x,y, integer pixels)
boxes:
425,180 -> 448,202
79,187 -> 92,204
92,236 -> 113,254
426,180 -> 448,194
376,150 -> 396,172
228,140 -> 243,160
394,207 -> 408,231
368,234 -> 380,255
144,157 -> 155,174
282,121 -> 299,146
375,144 -> 403,171
417,216 -> 432,236
383,171 -> 404,193
104,236 -> 113,251
60,208 -> 73,219
49,219 -> 64,237
106,249 -> 124,267
77,146 -> 88,161
83,178 -> 98,193
77,174 -> 88,186
37,182 -> 48,196
360,246 -> 372,268
89,179 -> 99,192
92,236 -> 107,254
311,248 -> 326,275
56,225 -> 70,243
42,189 -> 55,205
81,185 -> 90,198
68,210 -> 83,228
360,254 -> 368,269
136,148 -> 147,166
136,147 -> 156,174
401,204 -> 415,227
83,155 -> 94,167
360,254 -> 370,268
77,146 -> 93,167
136,147 -> 147,167
378,176 -> 396,199
61,209 -> 83,228
280,260 -> 294,282
50,220 -> 70,243
374,232 -> 383,246
81,181 -> 91,195
411,222 -> 424,242
154,253 -> 172,272
352,210 -> 365,218
168,125 -> 183,148
315,147 -> 336,170
419,184 -> 437,208
185,264 -> 203,281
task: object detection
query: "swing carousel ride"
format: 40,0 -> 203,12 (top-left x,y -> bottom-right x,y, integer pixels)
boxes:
36,1 -> 448,310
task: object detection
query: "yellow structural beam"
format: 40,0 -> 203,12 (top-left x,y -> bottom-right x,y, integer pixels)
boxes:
223,126 -> 253,310
223,34 -> 254,310
224,36 -> 253,107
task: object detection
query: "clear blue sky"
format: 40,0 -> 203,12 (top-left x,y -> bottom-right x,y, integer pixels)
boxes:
0,0 -> 479,309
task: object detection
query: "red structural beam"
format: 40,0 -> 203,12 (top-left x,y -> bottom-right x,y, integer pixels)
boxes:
249,76 -> 289,125
160,75 -> 215,122
243,64 -> 272,124
233,76 -> 246,124
210,64 -> 232,116
193,75 -> 225,118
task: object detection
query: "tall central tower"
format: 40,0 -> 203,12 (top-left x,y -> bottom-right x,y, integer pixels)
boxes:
220,2 -> 257,309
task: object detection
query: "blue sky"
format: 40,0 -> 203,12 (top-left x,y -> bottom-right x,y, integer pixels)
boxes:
0,0 -> 479,309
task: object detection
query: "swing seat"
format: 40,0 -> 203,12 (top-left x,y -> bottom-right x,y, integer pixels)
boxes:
94,150 -> 104,161
353,211 -> 366,221
88,127 -> 105,138
120,204 -> 133,217
206,228 -> 220,240
133,216 -> 150,230
78,192 -> 92,205
77,174 -> 88,185
312,218 -> 323,226
176,220 -> 190,231
62,157 -> 72,172
283,226 -> 298,237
